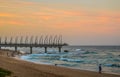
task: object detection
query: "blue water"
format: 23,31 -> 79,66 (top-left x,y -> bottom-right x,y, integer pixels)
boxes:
3,46 -> 120,74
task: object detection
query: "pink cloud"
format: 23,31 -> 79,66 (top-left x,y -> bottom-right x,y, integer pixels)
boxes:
0,13 -> 15,17
0,20 -> 26,26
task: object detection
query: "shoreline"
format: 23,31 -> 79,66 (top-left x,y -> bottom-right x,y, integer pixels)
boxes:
0,49 -> 120,77
19,52 -> 120,75
18,56 -> 120,75
21,59 -> 120,75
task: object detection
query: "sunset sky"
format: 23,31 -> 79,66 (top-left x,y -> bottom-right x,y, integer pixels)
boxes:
0,0 -> 120,45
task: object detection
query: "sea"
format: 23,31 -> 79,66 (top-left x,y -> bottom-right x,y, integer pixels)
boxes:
3,46 -> 120,74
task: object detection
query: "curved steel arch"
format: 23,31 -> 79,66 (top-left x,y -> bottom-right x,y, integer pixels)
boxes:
10,36 -> 13,44
20,36 -> 23,44
0,37 -> 1,44
15,36 -> 18,44
25,36 -> 28,44
4,37 -> 7,44
57,35 -> 61,45
44,35 -> 48,45
49,35 -> 53,45
60,35 -> 62,45
30,36 -> 34,44
35,36 -> 38,44
39,35 -> 43,45
53,35 -> 57,45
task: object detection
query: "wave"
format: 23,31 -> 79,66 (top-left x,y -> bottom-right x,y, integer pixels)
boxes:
105,64 -> 120,68
30,53 -> 60,57
60,58 -> 84,63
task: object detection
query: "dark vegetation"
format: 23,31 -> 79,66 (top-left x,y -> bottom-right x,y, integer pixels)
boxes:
0,68 -> 12,77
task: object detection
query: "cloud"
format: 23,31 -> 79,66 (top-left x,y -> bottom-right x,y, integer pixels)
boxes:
0,13 -> 15,17
0,19 -> 26,26
0,0 -> 120,28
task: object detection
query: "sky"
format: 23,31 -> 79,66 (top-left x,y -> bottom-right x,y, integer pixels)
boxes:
0,0 -> 120,45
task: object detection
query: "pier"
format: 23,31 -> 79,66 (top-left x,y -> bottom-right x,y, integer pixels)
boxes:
0,35 -> 67,53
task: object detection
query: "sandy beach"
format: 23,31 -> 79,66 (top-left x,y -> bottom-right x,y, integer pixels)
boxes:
0,50 -> 119,77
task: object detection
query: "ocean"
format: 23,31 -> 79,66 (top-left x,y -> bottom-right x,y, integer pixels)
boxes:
3,46 -> 120,74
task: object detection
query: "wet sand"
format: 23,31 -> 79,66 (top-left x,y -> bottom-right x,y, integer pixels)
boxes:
0,50 -> 120,77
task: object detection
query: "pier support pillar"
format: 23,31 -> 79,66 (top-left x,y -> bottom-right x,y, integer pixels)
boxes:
15,46 -> 17,52
45,47 -> 47,53
58,47 -> 62,53
30,47 -> 33,54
